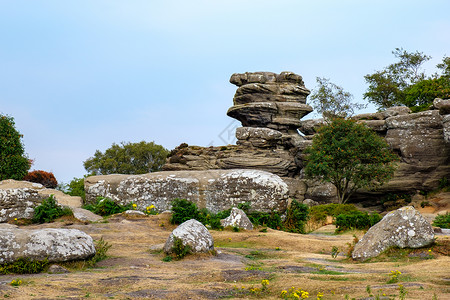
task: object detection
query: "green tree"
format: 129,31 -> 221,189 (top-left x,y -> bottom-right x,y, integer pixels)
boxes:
84,141 -> 169,175
364,48 -> 433,109
309,77 -> 366,119
0,114 -> 31,180
304,119 -> 397,204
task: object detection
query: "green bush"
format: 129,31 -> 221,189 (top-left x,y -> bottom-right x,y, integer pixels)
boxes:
33,195 -> 73,223
67,177 -> 86,200
83,197 -> 133,216
309,203 -> 358,223
170,198 -> 200,224
335,211 -> 381,232
283,200 -> 309,233
171,236 -> 191,259
0,258 -> 49,274
432,213 -> 450,229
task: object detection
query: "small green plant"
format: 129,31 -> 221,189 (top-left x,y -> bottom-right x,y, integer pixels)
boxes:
420,201 -> 431,208
88,238 -> 112,266
283,200 -> 309,233
0,258 -> 49,274
398,284 -> 408,300
171,236 -> 191,259
331,245 -> 340,259
144,204 -> 158,215
433,213 -> 450,229
438,176 -> 449,190
33,195 -> 72,223
387,270 -> 402,284
9,279 -> 22,287
346,234 -> 359,258
162,256 -> 172,262
83,197 -> 133,216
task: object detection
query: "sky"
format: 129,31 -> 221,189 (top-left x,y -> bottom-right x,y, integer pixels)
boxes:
1,0 -> 449,184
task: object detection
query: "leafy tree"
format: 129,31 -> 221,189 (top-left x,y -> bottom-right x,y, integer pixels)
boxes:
309,77 -> 366,119
84,141 -> 169,175
364,48 -> 450,110
304,119 -> 397,204
0,114 -> 31,180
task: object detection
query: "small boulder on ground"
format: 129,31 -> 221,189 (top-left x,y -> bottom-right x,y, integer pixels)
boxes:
220,207 -> 253,230
72,207 -> 103,223
0,228 -> 96,264
163,219 -> 214,255
352,206 -> 435,261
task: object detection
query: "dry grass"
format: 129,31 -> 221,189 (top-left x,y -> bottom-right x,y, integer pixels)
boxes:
0,212 -> 449,299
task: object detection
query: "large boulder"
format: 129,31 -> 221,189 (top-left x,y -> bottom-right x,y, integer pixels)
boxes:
85,169 -> 289,214
352,206 -> 435,261
0,179 -> 82,223
220,207 -> 253,230
0,228 -> 96,264
163,219 -> 214,254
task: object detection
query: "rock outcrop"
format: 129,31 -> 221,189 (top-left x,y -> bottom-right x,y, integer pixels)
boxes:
0,228 -> 96,264
0,179 -> 82,223
352,206 -> 435,261
164,219 -> 214,254
220,207 -> 254,230
85,169 -> 289,213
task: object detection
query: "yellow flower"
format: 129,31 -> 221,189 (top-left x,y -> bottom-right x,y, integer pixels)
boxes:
261,279 -> 269,286
281,290 -> 287,296
132,203 -> 137,209
293,292 -> 300,299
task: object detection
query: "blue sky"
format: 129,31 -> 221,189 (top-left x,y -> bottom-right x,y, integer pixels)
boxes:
1,0 -> 449,183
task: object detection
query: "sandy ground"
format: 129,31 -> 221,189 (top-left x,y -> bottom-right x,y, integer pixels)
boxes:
0,212 -> 449,300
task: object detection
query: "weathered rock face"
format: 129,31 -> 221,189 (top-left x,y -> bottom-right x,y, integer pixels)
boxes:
0,228 -> 96,264
85,169 -> 289,213
220,207 -> 253,230
352,206 -> 435,261
163,219 -> 214,254
0,179 -> 82,223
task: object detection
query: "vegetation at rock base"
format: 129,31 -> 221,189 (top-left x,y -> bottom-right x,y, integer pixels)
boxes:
82,196 -> 133,216
24,170 -> 58,188
304,118 -> 398,204
432,212 -> 450,229
83,141 -> 169,175
364,48 -> 450,111
0,114 -> 31,181
335,211 -> 381,233
310,77 -> 367,119
58,176 -> 86,200
33,195 -> 73,224
171,236 -> 192,260
0,258 -> 49,275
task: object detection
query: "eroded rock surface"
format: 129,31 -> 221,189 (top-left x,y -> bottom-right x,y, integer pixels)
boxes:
220,207 -> 253,230
0,228 -> 95,264
85,169 -> 289,213
163,219 -> 214,254
0,179 -> 82,223
352,206 -> 435,261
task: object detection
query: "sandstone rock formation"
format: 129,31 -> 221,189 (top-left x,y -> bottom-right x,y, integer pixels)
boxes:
72,207 -> 103,223
220,207 -> 253,230
0,228 -> 96,264
84,169 -> 289,213
163,219 -> 214,254
352,206 -> 435,261
0,179 -> 82,223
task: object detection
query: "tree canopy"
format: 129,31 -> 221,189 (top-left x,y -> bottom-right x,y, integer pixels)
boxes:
364,48 -> 450,111
309,77 -> 366,120
0,114 -> 31,180
304,119 -> 397,204
83,141 -> 169,175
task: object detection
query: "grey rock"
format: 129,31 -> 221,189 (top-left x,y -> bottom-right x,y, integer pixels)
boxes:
443,114 -> 450,143
163,219 -> 214,254
352,206 -> 435,261
381,106 -> 412,119
298,118 -> 327,135
72,207 -> 103,223
220,207 -> 253,230
85,169 -> 290,214
48,264 -> 70,274
123,210 -> 146,216
302,199 -> 319,207
0,228 -> 96,264
433,98 -> 450,115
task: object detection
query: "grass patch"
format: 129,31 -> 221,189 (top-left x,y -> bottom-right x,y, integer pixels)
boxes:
215,240 -> 258,248
244,250 -> 268,260
312,269 -> 347,275
309,275 -> 351,281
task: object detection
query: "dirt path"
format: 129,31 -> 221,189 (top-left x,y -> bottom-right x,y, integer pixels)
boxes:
1,213 -> 449,299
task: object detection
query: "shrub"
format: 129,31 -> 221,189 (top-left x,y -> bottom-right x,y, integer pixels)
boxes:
170,198 -> 200,224
283,200 -> 309,233
83,197 -> 133,216
248,211 -> 283,230
309,203 -> 358,223
24,170 -> 58,188
66,177 -> 86,200
33,195 -> 73,223
171,236 -> 191,259
432,213 -> 450,229
0,258 -> 49,274
0,114 -> 31,180
335,211 -> 381,232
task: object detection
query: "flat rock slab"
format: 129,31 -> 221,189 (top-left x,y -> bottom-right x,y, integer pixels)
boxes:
0,228 -> 96,264
85,169 -> 289,213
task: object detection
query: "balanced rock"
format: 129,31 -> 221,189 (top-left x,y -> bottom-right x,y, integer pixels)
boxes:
163,219 -> 214,254
352,206 -> 435,261
0,179 -> 82,223
85,169 -> 289,214
220,207 -> 253,230
0,228 -> 96,264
